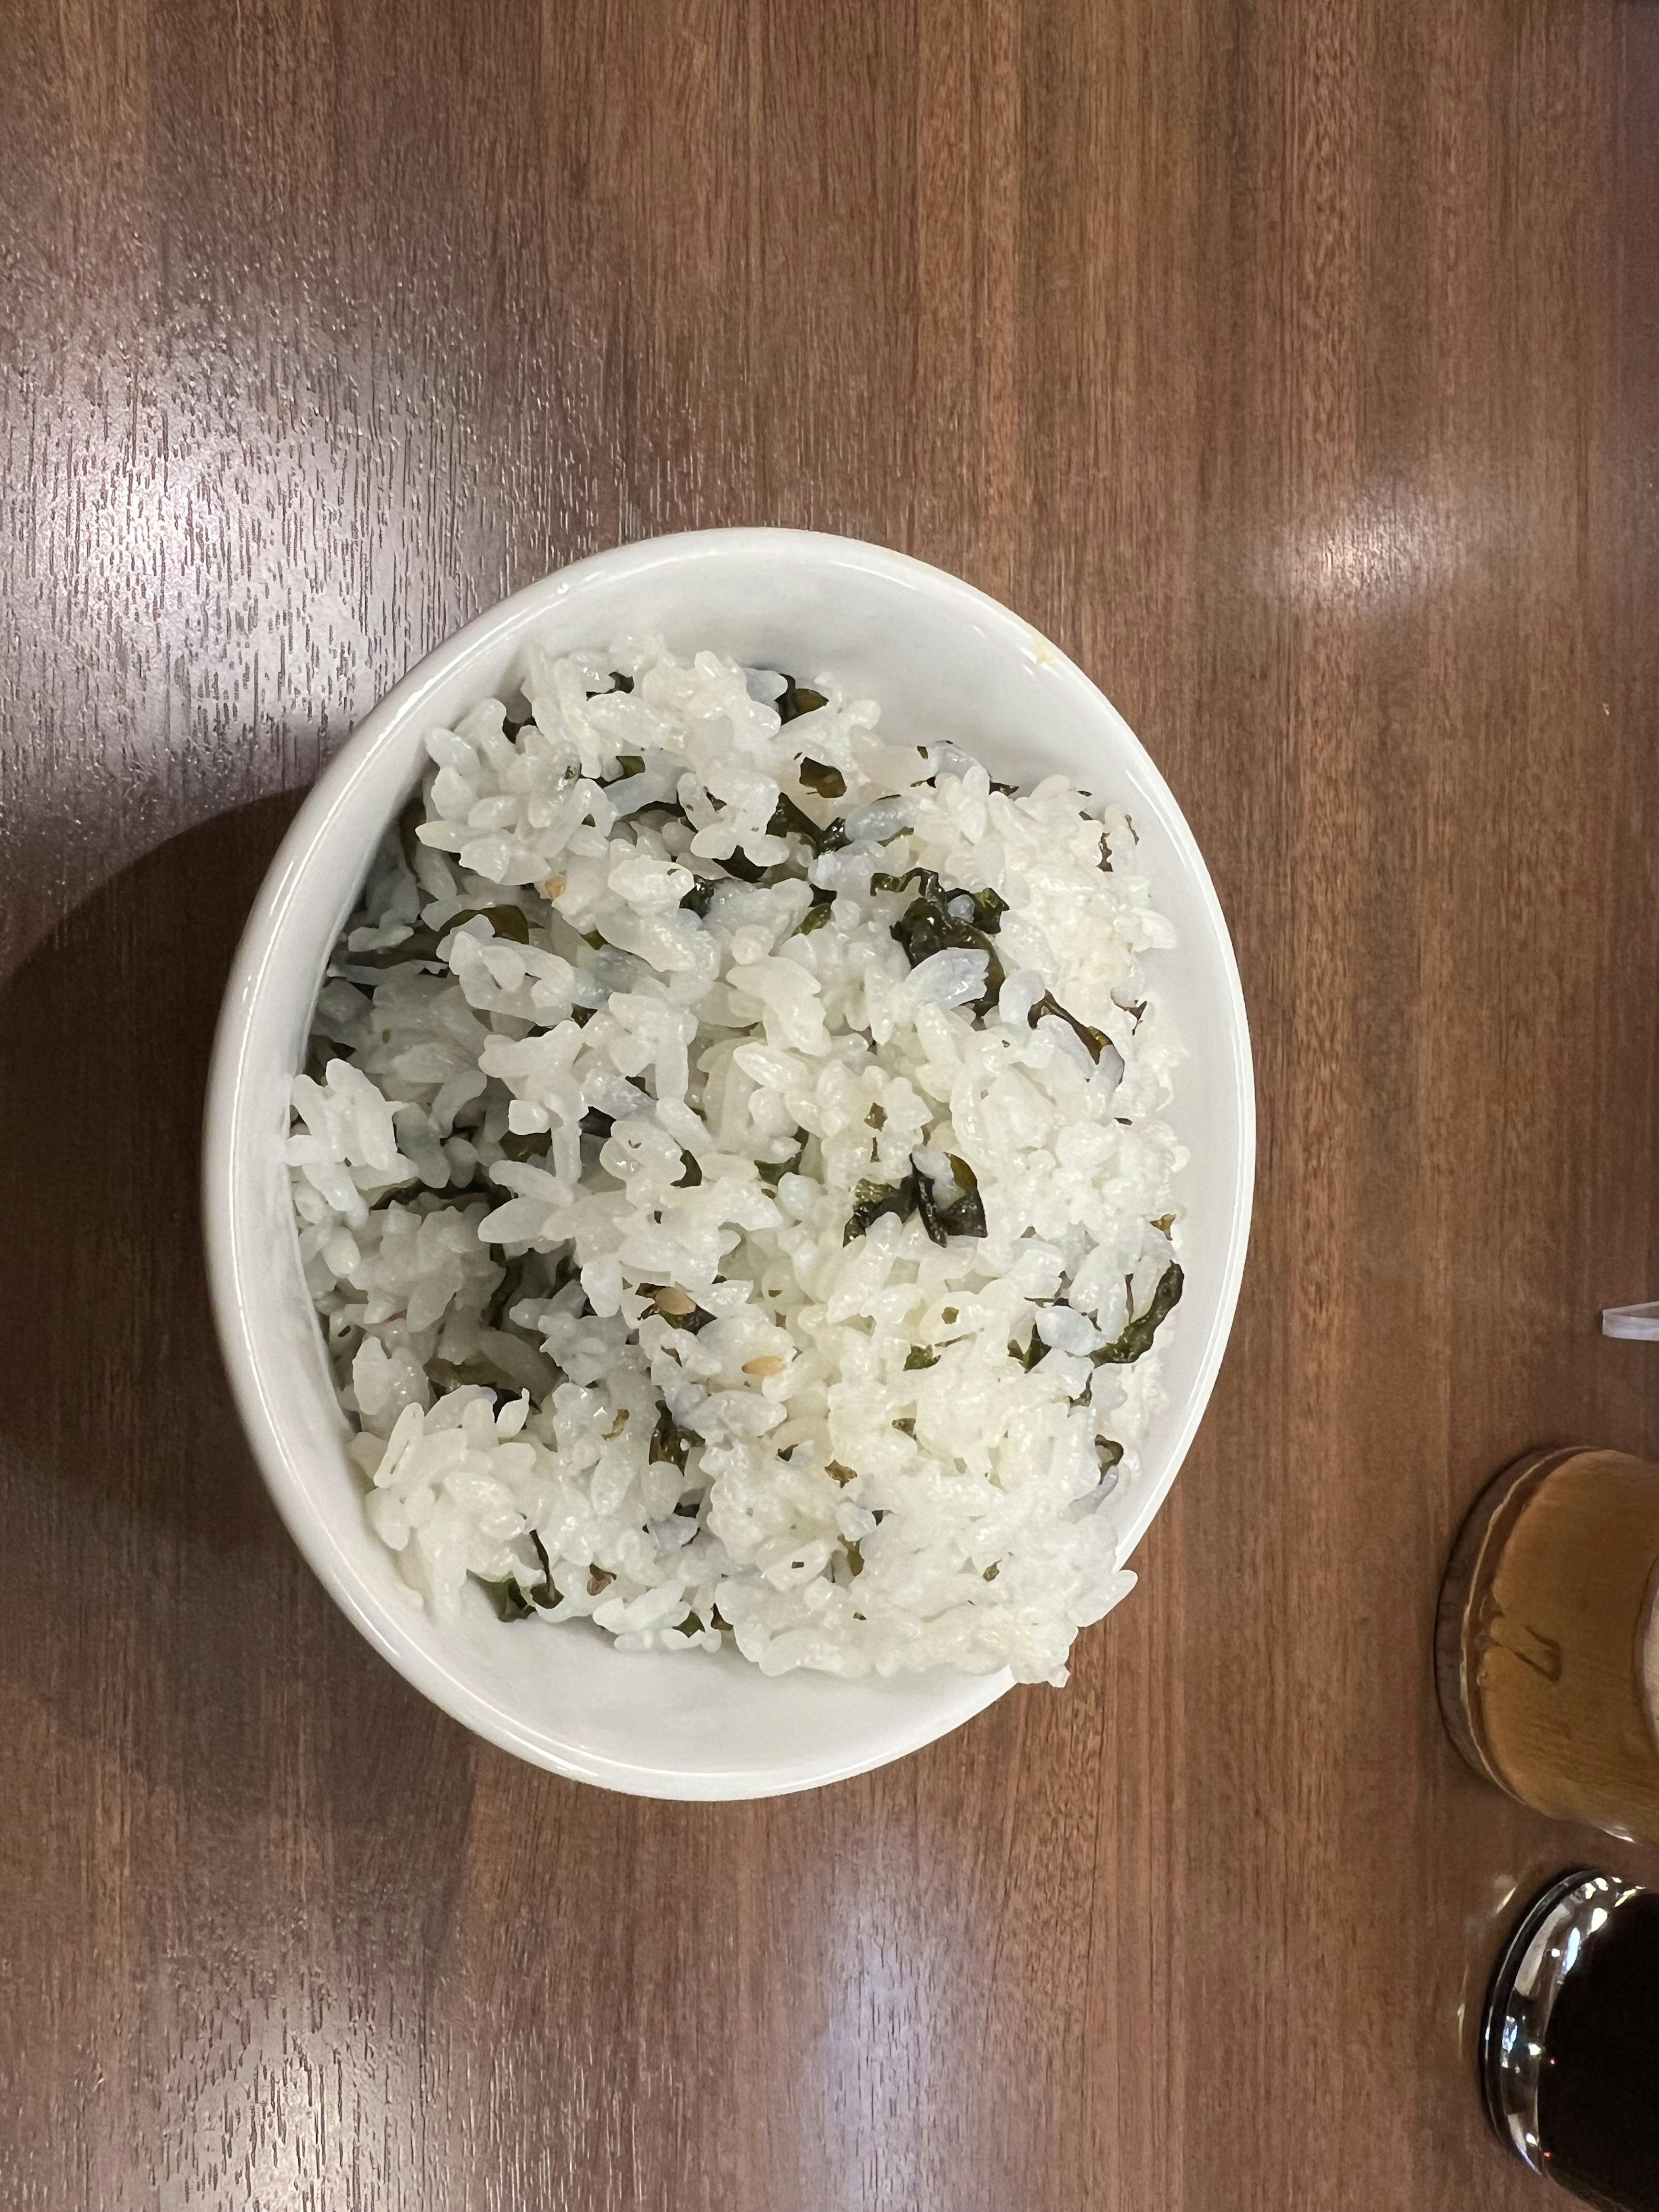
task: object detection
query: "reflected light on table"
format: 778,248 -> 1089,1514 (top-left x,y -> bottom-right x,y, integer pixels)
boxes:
1274,483 -> 1490,614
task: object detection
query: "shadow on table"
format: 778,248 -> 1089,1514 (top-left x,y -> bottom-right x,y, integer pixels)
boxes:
0,788 -> 486,1910
0,794 -> 392,1792
0,795 -> 309,1545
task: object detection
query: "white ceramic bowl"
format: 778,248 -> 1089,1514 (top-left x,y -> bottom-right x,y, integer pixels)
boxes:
205,528 -> 1254,1800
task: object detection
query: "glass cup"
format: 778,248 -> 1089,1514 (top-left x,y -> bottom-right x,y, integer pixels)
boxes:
1437,1447 -> 1659,1844
1484,1869 -> 1659,2210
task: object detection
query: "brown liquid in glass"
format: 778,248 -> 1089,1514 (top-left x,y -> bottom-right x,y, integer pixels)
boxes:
1441,1449 -> 1659,1843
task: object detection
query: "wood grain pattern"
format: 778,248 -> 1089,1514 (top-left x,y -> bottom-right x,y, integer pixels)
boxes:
2,2 -> 1656,2206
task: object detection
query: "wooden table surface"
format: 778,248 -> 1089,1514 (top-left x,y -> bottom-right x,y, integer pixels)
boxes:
3,2 -> 1658,2206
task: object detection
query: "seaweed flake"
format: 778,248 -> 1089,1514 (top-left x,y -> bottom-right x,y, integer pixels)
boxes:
872,871 -> 1007,1014
1027,991 -> 1113,1064
1091,1263 -> 1184,1364
776,680 -> 829,724
843,1172 -> 921,1243
913,1154 -> 986,1244
649,1405 -> 693,1471
798,756 -> 846,798
475,1530 -> 552,1621
767,790 -> 834,853
496,1128 -> 552,1164
478,1575 -> 540,1622
718,845 -> 766,884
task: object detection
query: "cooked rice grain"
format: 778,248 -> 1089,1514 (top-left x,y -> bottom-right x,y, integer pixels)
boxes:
287,640 -> 1185,1685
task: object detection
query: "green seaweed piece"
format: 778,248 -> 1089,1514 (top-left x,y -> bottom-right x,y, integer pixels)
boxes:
913,1154 -> 987,1245
798,756 -> 845,798
718,844 -> 766,884
767,790 -> 834,852
872,870 -> 1007,1014
955,885 -> 1007,931
843,1172 -> 920,1245
1027,990 -> 1114,1064
904,1345 -> 940,1370
478,1575 -> 540,1621
871,871 -> 1006,936
649,1405 -> 692,1471
479,1531 -> 554,1620
776,680 -> 828,724
1091,1263 -> 1184,1365
496,1128 -> 552,1164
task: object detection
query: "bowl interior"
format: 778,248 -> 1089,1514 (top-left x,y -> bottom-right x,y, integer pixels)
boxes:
207,530 -> 1253,1799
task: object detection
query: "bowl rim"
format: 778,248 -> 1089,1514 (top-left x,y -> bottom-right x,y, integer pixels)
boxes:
203,525 -> 1255,1795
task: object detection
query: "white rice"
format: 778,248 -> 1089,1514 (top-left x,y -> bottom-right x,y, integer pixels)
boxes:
287,639 -> 1186,1685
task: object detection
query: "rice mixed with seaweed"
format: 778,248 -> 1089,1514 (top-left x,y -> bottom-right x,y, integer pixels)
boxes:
286,641 -> 1185,1685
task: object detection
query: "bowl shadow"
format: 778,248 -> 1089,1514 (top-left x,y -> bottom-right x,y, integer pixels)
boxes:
0,792 -> 479,1832
0,795 -> 308,1556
